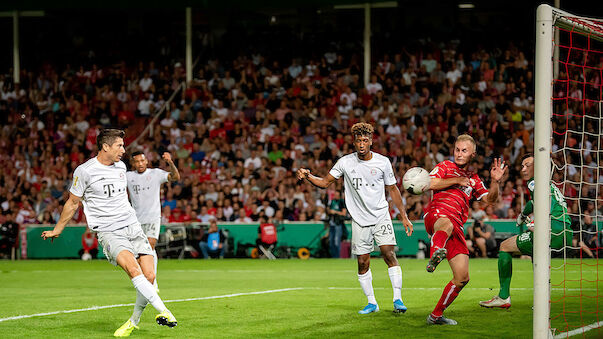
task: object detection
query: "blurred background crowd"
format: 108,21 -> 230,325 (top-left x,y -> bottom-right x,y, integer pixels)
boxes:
0,3 -> 601,258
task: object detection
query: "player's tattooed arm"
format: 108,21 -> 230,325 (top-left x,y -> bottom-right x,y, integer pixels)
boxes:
163,152 -> 181,182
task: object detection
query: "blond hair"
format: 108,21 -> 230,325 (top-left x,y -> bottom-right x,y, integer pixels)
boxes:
455,134 -> 476,152
351,122 -> 374,138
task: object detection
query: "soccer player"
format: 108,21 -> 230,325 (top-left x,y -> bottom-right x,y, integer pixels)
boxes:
127,150 -> 180,291
479,153 -> 572,308
41,129 -> 177,337
424,134 -> 506,325
296,122 -> 413,314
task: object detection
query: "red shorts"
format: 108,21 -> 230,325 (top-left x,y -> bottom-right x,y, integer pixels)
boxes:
424,211 -> 469,260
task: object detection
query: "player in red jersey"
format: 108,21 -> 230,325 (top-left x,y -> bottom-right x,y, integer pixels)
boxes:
424,134 -> 506,325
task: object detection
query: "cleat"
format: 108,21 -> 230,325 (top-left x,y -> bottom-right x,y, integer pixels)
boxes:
114,319 -> 139,337
155,310 -> 178,328
479,295 -> 511,309
427,314 -> 458,325
358,303 -> 379,314
426,248 -> 447,273
393,299 -> 407,313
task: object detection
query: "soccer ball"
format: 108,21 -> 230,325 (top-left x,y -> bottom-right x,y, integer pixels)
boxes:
81,252 -> 92,261
402,167 -> 431,195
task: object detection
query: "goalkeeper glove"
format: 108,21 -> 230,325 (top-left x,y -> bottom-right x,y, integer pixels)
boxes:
516,213 -> 532,227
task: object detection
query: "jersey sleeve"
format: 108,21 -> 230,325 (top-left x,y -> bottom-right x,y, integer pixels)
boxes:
157,169 -> 170,184
69,166 -> 89,198
383,158 -> 397,186
329,158 -> 344,179
521,179 -> 535,215
472,175 -> 489,201
429,161 -> 448,179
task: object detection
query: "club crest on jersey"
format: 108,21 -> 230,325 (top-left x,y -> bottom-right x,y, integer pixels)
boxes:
119,172 -> 124,179
370,168 -> 377,176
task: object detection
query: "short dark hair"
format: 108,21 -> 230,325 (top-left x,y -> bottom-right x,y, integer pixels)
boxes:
97,129 -> 125,151
131,151 -> 144,158
521,153 -> 534,162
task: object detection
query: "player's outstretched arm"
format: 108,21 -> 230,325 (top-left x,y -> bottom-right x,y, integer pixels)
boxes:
163,152 -> 181,182
296,168 -> 336,189
485,157 -> 507,205
430,176 -> 469,191
386,184 -> 413,236
41,193 -> 81,241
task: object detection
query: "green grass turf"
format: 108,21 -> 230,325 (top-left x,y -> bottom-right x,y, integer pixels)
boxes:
0,258 -> 600,338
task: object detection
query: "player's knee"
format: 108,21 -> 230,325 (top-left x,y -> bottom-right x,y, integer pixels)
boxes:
435,219 -> 454,234
454,276 -> 470,289
500,237 -> 515,252
144,271 -> 156,284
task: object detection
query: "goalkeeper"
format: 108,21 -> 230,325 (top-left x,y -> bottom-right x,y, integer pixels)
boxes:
479,154 -> 572,308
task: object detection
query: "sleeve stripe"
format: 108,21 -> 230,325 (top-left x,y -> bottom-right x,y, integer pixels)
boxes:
477,192 -> 488,201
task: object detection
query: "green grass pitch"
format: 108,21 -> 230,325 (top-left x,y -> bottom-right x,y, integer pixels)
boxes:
0,258 -> 600,338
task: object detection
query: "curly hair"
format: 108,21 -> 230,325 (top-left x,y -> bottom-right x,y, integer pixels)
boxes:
351,122 -> 374,138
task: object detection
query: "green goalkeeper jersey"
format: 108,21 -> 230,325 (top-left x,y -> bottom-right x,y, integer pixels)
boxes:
522,178 -> 571,225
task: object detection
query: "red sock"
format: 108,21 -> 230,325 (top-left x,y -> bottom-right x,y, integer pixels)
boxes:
430,230 -> 449,257
431,281 -> 461,318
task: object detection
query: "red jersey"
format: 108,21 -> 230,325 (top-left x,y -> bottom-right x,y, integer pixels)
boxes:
425,160 -> 489,227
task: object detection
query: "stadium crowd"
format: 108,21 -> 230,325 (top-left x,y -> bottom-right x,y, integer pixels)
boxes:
0,39 -> 601,258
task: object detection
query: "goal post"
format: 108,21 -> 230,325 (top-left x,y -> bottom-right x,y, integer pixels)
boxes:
534,4 -> 603,338
534,5 -> 553,339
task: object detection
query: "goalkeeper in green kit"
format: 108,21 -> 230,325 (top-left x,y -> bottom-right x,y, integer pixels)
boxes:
479,154 -> 572,308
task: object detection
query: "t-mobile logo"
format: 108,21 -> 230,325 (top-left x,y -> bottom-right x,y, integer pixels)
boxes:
103,183 -> 115,197
132,184 -> 141,194
352,177 -> 362,190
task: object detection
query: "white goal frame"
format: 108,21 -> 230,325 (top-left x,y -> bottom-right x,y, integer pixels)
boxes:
534,4 -> 603,338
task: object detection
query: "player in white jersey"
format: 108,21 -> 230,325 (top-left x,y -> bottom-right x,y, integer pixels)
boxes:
127,150 -> 180,291
297,122 -> 413,315
41,129 -> 177,337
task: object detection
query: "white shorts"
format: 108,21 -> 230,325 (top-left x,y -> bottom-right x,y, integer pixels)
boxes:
140,219 -> 161,240
351,214 -> 397,255
97,222 -> 153,266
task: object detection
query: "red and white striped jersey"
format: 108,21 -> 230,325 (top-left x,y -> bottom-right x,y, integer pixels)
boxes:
425,160 -> 489,226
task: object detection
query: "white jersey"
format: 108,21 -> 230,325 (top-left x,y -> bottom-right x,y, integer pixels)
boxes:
69,157 -> 138,232
329,151 -> 397,226
126,168 -> 169,224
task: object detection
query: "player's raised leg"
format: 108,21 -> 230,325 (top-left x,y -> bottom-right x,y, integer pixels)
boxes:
428,253 -> 469,325
427,217 -> 453,273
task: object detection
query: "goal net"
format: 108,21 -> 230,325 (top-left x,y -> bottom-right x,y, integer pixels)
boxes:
535,4 -> 603,338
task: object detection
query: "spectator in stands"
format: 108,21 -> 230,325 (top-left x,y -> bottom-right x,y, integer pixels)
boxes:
78,228 -> 99,260
198,219 -> 227,259
467,220 -> 496,258
327,190 -> 347,258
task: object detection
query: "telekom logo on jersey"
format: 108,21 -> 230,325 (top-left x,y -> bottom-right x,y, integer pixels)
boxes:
103,184 -> 115,197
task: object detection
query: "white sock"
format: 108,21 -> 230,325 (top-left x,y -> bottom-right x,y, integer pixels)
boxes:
388,266 -> 402,301
153,250 -> 158,289
131,275 -> 167,313
358,269 -> 377,305
130,290 -> 148,326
